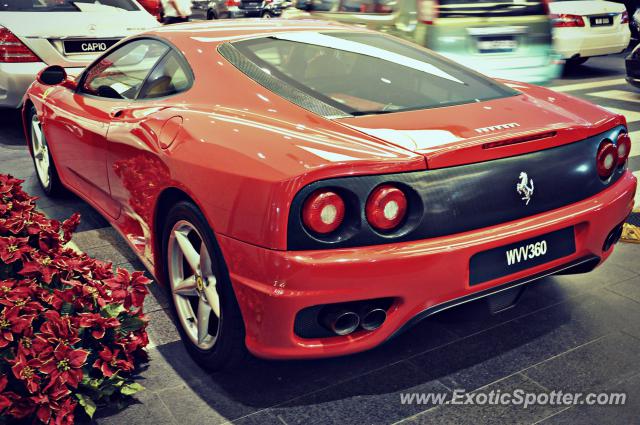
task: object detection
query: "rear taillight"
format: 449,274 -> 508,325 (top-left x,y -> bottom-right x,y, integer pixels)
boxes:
616,132 -> 631,163
621,10 -> 629,24
596,140 -> 618,179
366,185 -> 407,231
417,0 -> 438,24
302,190 -> 345,234
226,0 -> 240,6
0,26 -> 39,63
550,13 -> 585,27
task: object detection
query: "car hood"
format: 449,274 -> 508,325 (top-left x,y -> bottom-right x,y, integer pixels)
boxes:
0,10 -> 159,38
333,81 -> 624,169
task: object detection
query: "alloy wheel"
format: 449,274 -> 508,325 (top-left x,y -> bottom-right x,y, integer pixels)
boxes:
168,220 -> 221,350
30,114 -> 50,189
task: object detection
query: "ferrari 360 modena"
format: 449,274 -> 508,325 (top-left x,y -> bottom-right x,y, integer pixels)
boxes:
23,20 -> 637,370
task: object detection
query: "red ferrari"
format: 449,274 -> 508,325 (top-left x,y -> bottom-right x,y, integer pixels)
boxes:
22,20 -> 636,370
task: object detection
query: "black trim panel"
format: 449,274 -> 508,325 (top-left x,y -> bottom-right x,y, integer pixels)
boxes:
287,126 -> 627,250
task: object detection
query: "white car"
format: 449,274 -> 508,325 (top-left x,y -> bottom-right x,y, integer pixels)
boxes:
550,0 -> 631,65
0,0 -> 159,108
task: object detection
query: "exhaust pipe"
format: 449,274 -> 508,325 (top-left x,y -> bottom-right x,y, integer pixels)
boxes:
360,308 -> 387,331
320,307 -> 360,336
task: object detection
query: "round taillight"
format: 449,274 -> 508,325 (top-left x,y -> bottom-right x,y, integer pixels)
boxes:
366,185 -> 408,231
616,132 -> 631,164
596,140 -> 618,179
302,190 -> 345,234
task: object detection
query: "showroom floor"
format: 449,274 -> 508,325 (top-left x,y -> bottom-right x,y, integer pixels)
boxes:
1,54 -> 640,425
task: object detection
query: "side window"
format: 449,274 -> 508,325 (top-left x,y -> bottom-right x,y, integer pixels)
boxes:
338,0 -> 394,13
137,51 -> 192,99
81,40 -> 169,99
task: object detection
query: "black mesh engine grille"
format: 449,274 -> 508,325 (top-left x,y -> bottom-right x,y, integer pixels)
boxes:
287,126 -> 629,250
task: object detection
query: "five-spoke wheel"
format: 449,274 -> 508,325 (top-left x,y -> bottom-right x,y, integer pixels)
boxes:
163,201 -> 246,370
28,106 -> 63,196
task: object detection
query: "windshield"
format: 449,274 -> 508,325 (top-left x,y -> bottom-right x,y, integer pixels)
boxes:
225,32 -> 517,116
0,0 -> 140,12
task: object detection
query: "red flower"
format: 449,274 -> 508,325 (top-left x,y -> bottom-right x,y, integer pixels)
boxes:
0,306 -> 35,348
19,252 -> 59,284
0,235 -> 31,263
78,312 -> 120,339
11,351 -> 43,393
61,213 -> 80,244
0,374 -> 20,414
105,269 -> 150,311
40,343 -> 89,389
32,311 -> 80,354
93,346 -> 135,377
31,381 -> 72,425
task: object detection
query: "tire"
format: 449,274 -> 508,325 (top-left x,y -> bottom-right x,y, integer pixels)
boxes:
27,106 -> 65,197
261,11 -> 273,18
162,201 -> 247,370
567,57 -> 589,66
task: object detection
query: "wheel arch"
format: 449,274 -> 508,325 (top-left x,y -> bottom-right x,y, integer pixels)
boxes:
22,98 -> 35,155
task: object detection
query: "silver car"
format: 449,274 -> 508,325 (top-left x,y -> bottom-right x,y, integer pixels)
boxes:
0,0 -> 158,109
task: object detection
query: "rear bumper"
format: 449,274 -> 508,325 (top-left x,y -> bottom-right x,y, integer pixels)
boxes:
553,27 -> 631,59
0,62 -> 47,109
218,171 -> 637,360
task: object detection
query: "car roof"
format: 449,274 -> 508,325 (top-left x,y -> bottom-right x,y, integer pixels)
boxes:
146,19 -> 364,45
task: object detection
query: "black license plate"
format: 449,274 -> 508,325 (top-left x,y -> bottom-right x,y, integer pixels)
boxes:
63,39 -> 119,54
590,15 -> 613,26
469,227 -> 576,286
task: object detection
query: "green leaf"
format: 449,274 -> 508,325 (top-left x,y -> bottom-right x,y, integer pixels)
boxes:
119,316 -> 145,334
61,302 -> 73,316
102,303 -> 125,318
120,382 -> 145,396
75,393 -> 97,418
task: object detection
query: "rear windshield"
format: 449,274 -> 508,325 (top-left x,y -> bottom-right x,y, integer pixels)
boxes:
297,0 -> 546,16
223,32 -> 517,117
438,0 -> 547,18
0,0 -> 140,12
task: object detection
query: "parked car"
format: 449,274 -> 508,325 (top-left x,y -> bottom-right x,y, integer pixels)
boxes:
549,0 -> 631,65
24,20 -> 636,370
191,0 -> 246,19
287,0 -> 561,84
238,0 -> 283,18
0,0 -> 159,109
626,42 -> 640,88
138,0 -> 163,21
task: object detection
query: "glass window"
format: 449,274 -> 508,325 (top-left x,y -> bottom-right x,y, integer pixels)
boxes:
0,0 -> 141,12
228,32 -> 516,116
81,40 -> 169,100
138,51 -> 192,99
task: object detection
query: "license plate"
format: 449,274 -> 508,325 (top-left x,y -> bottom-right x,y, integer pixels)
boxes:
469,227 -> 576,286
590,15 -> 613,26
477,37 -> 518,53
63,39 -> 119,55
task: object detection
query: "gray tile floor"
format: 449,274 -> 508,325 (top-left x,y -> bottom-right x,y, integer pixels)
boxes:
2,56 -> 640,424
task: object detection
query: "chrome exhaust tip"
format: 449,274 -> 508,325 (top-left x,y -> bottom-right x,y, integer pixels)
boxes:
321,309 -> 360,336
360,308 -> 387,331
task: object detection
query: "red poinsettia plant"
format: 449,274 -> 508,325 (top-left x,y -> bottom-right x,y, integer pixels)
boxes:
0,174 -> 151,425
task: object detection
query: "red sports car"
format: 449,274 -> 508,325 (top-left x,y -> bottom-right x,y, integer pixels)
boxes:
22,20 -> 636,370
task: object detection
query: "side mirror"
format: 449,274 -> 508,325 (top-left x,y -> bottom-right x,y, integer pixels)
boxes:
37,65 -> 67,86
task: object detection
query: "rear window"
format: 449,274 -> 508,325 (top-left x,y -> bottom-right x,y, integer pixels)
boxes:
0,0 -> 140,12
438,0 -> 547,18
222,32 -> 517,117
